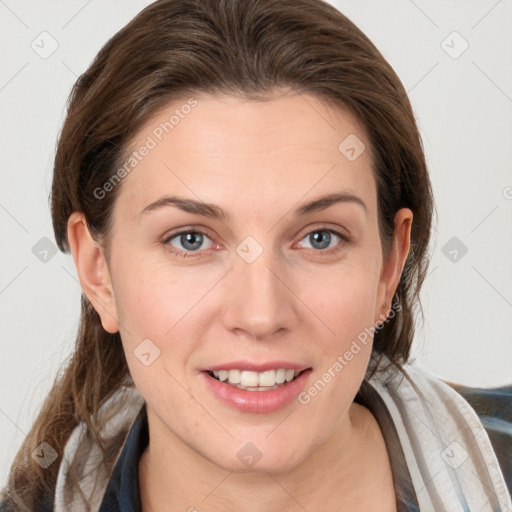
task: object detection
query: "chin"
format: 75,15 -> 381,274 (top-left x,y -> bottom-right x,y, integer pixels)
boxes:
205,439 -> 308,475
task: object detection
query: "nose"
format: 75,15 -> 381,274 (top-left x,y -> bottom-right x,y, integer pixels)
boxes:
221,245 -> 299,340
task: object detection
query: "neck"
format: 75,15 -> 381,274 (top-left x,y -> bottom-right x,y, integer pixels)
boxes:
138,402 -> 396,512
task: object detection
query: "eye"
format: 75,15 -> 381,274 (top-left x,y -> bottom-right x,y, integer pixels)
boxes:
163,229 -> 214,258
163,226 -> 348,259
297,228 -> 347,252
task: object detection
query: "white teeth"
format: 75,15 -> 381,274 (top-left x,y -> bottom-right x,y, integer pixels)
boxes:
285,369 -> 295,382
240,371 -> 259,387
258,370 -> 275,387
275,368 -> 286,384
228,369 -> 241,384
209,368 -> 304,387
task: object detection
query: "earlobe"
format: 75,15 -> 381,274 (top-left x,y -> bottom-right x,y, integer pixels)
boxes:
66,212 -> 119,333
375,208 -> 413,325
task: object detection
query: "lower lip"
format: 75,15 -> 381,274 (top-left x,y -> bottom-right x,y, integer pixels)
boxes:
200,369 -> 312,413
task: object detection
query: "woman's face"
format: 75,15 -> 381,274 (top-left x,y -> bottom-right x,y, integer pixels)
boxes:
82,90 -> 409,473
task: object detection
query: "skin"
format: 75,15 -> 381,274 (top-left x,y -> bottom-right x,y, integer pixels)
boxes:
67,89 -> 412,511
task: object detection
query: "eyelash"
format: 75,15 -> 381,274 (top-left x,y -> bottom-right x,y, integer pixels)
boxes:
162,226 -> 349,259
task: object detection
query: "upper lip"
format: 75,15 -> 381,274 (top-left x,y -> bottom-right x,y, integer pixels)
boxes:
203,361 -> 312,372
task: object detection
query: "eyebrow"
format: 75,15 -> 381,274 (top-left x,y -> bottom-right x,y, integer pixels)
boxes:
139,192 -> 368,220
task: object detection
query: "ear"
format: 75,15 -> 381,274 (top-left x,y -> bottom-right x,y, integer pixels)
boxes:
67,212 -> 119,333
374,208 -> 413,325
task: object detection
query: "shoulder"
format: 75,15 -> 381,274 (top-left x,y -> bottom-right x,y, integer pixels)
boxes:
446,382 -> 512,496
366,357 -> 512,508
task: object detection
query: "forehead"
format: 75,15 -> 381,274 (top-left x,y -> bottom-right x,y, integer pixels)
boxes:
113,90 -> 377,223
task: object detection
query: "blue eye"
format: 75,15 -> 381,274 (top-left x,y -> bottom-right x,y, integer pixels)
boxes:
164,230 -> 213,258
163,227 -> 348,259
298,229 -> 344,251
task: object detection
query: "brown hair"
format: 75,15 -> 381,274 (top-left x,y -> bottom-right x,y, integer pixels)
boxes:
1,0 -> 434,509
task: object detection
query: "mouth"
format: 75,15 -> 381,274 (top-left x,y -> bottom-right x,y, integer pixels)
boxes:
204,367 -> 311,391
200,365 -> 313,413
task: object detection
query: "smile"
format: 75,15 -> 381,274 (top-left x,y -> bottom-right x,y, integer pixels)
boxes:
201,368 -> 313,413
207,368 -> 304,390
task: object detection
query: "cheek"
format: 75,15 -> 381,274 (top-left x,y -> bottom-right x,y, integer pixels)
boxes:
111,251 -> 189,335
111,259 -> 208,375
297,281 -> 377,424
310,262 -> 380,341
115,277 -> 167,337
113,273 -> 195,411
299,262 -> 379,400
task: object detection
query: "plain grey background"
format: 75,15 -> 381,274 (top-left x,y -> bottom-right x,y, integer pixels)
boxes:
1,0 -> 511,485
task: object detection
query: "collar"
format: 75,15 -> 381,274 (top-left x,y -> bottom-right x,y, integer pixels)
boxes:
98,405 -> 148,512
